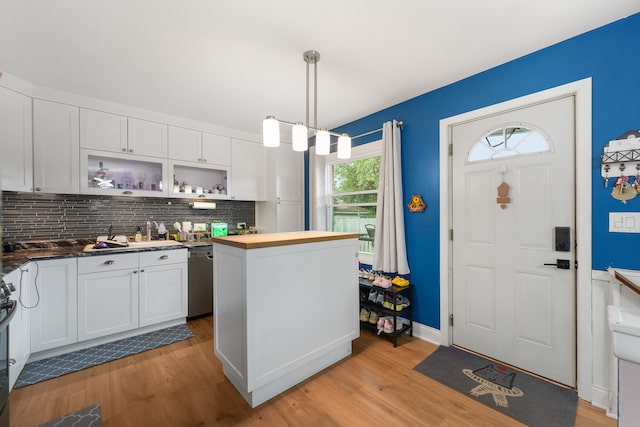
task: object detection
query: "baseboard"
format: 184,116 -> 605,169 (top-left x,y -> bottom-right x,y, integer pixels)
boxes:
411,321 -> 441,345
591,384 -> 617,419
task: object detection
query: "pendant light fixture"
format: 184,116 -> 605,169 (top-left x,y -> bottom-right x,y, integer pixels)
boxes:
262,50 -> 351,158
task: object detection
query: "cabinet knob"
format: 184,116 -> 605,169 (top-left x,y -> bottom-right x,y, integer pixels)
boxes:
202,159 -> 207,162
122,191 -> 133,195
35,187 -> 41,191
198,194 -> 206,198
122,148 -> 127,152
129,149 -> 133,153
160,255 -> 169,260
140,269 -> 145,272
104,260 -> 115,265
133,270 -> 138,274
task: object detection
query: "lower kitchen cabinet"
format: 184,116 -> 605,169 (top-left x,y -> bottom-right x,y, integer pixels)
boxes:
30,258 -> 78,353
139,250 -> 188,327
5,264 -> 31,390
78,268 -> 139,341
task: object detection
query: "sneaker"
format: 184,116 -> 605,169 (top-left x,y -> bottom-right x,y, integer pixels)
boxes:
368,289 -> 378,303
373,276 -> 392,289
383,294 -> 394,310
375,291 -> 385,306
383,318 -> 395,334
368,311 -> 379,325
359,307 -> 370,322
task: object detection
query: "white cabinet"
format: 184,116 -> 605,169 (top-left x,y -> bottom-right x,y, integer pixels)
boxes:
80,149 -> 168,197
138,249 -> 188,327
202,132 -> 231,166
169,161 -> 230,200
77,253 -> 139,341
231,138 -> 266,201
128,117 -> 168,158
6,265 -> 31,390
80,108 -> 127,153
0,86 -> 33,192
30,258 -> 78,353
168,127 -> 231,166
33,99 -> 80,194
256,144 -> 305,232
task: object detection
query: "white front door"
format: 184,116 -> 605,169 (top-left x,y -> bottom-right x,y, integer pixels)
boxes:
451,95 -> 576,387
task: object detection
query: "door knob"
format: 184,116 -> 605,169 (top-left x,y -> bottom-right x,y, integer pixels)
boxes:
544,259 -> 571,269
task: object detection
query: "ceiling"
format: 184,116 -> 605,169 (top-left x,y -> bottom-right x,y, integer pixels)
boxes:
1,1 -> 639,137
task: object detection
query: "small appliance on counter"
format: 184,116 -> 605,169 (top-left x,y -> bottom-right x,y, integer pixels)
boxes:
212,223 -> 228,237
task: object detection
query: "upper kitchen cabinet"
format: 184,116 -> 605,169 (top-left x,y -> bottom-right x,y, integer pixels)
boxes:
33,99 -> 80,194
169,161 -> 230,200
80,108 -> 127,153
0,86 -> 33,192
168,127 -> 231,166
231,138 -> 266,201
80,149 -> 167,197
128,118 -> 168,157
80,109 -> 167,158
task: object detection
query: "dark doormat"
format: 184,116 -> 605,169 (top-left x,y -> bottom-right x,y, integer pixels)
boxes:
16,324 -> 193,388
39,404 -> 101,427
414,346 -> 578,427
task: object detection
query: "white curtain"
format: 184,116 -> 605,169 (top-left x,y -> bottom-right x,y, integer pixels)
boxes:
373,120 -> 410,274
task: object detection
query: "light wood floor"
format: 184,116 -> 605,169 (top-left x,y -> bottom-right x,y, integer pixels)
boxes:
11,316 -> 615,427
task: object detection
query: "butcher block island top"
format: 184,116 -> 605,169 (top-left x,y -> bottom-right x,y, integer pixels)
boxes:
212,230 -> 359,250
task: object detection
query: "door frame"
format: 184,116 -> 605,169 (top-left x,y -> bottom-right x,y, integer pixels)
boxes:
439,78 -> 592,399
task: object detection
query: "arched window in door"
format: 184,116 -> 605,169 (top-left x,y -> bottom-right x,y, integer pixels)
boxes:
467,124 -> 552,163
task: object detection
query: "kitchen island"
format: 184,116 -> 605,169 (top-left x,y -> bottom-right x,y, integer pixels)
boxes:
212,231 -> 360,407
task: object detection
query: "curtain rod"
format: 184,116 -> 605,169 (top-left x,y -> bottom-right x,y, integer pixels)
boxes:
351,120 -> 403,141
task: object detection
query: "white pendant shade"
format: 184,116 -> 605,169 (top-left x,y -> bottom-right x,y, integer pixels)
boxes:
292,123 -> 308,151
262,116 -> 280,148
337,134 -> 351,159
316,130 -> 330,155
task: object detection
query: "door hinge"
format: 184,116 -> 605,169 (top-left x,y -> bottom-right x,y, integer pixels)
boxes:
449,314 -> 454,326
449,144 -> 453,156
449,229 -> 453,241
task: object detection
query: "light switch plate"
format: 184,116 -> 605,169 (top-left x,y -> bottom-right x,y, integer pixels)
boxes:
609,212 -> 640,233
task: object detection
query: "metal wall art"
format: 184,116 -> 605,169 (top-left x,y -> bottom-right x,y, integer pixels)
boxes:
601,130 -> 640,203
407,195 -> 426,212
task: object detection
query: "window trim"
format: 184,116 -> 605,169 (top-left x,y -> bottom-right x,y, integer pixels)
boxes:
325,140 -> 381,265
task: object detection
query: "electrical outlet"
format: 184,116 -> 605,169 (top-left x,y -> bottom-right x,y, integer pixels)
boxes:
237,222 -> 246,230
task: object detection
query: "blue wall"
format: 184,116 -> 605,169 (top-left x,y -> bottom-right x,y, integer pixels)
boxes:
313,13 -> 640,329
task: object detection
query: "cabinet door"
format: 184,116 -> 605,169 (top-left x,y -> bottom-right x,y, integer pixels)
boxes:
6,266 -> 30,390
139,263 -> 187,327
128,118 -> 167,158
80,108 -> 128,153
78,269 -> 139,341
277,200 -> 304,232
202,132 -> 231,166
231,138 -> 266,201
0,86 -> 33,192
168,126 -> 202,162
33,99 -> 80,194
30,258 -> 78,353
276,146 -> 304,201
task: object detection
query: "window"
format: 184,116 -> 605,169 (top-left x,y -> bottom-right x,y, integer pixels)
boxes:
467,124 -> 552,163
326,141 -> 381,262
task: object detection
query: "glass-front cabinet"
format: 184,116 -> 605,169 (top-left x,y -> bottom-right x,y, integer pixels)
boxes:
168,161 -> 230,200
80,149 -> 168,197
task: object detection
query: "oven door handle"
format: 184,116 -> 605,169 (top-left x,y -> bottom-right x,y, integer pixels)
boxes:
0,300 -> 17,329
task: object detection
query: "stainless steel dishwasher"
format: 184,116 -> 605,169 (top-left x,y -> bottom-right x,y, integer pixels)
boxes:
188,245 -> 213,318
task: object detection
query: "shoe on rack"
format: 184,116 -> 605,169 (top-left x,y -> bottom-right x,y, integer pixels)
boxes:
373,276 -> 392,289
359,307 -> 371,322
383,295 -> 394,310
391,276 -> 410,287
396,317 -> 410,330
368,289 -> 378,303
369,311 -> 379,325
375,291 -> 385,306
383,318 -> 395,334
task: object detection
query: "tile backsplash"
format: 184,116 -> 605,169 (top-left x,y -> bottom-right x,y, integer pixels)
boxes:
1,191 -> 255,242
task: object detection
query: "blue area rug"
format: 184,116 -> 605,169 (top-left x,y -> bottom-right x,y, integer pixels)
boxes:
39,404 -> 101,427
16,324 -> 193,388
414,346 -> 578,427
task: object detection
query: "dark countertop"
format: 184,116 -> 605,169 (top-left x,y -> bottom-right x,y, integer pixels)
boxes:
1,238 -> 189,275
